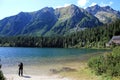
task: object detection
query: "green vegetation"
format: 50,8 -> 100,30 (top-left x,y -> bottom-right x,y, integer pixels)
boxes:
88,46 -> 120,78
0,5 -> 102,36
70,19 -> 120,48
0,60 -> 5,80
0,19 -> 120,48
0,70 -> 5,80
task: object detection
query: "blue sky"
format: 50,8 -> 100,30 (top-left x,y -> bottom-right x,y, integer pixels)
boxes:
0,0 -> 119,20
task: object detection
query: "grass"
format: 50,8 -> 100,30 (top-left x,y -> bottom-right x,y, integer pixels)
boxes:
57,52 -> 120,80
59,62 -> 101,80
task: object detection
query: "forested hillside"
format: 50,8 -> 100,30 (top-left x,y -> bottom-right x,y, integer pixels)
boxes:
0,19 -> 120,48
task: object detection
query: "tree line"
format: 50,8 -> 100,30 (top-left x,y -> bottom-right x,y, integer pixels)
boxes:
0,19 -> 120,48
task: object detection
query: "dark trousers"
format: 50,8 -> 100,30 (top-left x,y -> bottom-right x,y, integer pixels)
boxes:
19,69 -> 23,76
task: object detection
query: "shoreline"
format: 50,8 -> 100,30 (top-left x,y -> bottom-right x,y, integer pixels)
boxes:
5,74 -> 70,80
0,46 -> 112,50
1,49 -> 111,80
2,52 -> 104,75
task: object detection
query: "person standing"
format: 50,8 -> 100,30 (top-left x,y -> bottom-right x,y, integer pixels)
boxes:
0,59 -> 1,69
18,62 -> 23,76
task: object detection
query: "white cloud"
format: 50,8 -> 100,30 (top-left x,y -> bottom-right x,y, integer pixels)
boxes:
77,0 -> 89,7
90,2 -> 97,7
100,1 -> 113,6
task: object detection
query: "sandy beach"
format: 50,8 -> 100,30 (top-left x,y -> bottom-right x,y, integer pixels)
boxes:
5,74 -> 70,80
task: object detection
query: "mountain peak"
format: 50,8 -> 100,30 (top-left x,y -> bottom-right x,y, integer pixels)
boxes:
0,4 -> 102,36
91,4 -> 100,7
86,5 -> 120,24
87,4 -> 100,9
57,4 -> 79,10
55,4 -> 81,18
67,4 -> 80,11
103,6 -> 112,10
104,6 -> 111,8
86,4 -> 101,15
40,7 -> 54,12
68,4 -> 78,8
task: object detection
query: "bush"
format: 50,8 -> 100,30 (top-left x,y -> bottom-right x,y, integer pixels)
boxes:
88,46 -> 120,77
88,55 -> 107,75
0,70 -> 5,80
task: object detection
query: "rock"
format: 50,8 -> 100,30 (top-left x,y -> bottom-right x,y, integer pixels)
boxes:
49,69 -> 60,74
60,67 -> 76,72
50,67 -> 76,74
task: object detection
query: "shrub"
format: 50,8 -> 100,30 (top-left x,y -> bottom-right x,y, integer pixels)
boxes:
0,70 -> 5,80
88,55 -> 107,75
88,46 -> 120,77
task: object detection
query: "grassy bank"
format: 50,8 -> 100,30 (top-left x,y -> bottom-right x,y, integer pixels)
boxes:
51,53 -> 102,80
59,62 -> 120,80
55,50 -> 120,80
59,62 -> 101,80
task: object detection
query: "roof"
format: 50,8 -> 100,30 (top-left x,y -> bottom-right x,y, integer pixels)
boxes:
112,36 -> 120,40
108,36 -> 120,44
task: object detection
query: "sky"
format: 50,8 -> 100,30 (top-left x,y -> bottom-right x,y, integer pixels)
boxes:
0,0 -> 120,20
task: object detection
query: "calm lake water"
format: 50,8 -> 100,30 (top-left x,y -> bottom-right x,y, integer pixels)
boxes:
0,47 -> 110,75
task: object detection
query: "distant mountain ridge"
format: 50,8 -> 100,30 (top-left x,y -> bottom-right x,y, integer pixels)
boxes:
0,4 -> 119,36
86,5 -> 120,23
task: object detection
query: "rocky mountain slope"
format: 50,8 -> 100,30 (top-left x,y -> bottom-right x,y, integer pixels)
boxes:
1,4 -> 118,36
86,5 -> 120,24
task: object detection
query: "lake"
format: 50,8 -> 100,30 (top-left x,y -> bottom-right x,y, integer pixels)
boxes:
0,47 -> 110,75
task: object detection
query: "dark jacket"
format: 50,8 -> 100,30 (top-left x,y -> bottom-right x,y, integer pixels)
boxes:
18,63 -> 23,70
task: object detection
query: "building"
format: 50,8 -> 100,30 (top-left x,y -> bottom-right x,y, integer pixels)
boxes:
106,36 -> 120,47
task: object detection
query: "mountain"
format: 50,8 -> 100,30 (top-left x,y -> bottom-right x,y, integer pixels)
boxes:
46,4 -> 102,36
22,7 -> 57,36
86,5 -> 120,24
0,4 -> 102,36
0,12 -> 32,36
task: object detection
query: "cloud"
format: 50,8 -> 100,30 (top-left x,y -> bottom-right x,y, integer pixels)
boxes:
77,0 -> 89,7
100,1 -> 113,6
90,2 -> 97,6
56,4 -> 71,8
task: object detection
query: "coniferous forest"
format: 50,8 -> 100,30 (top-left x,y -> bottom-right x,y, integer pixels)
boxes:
0,19 -> 120,48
